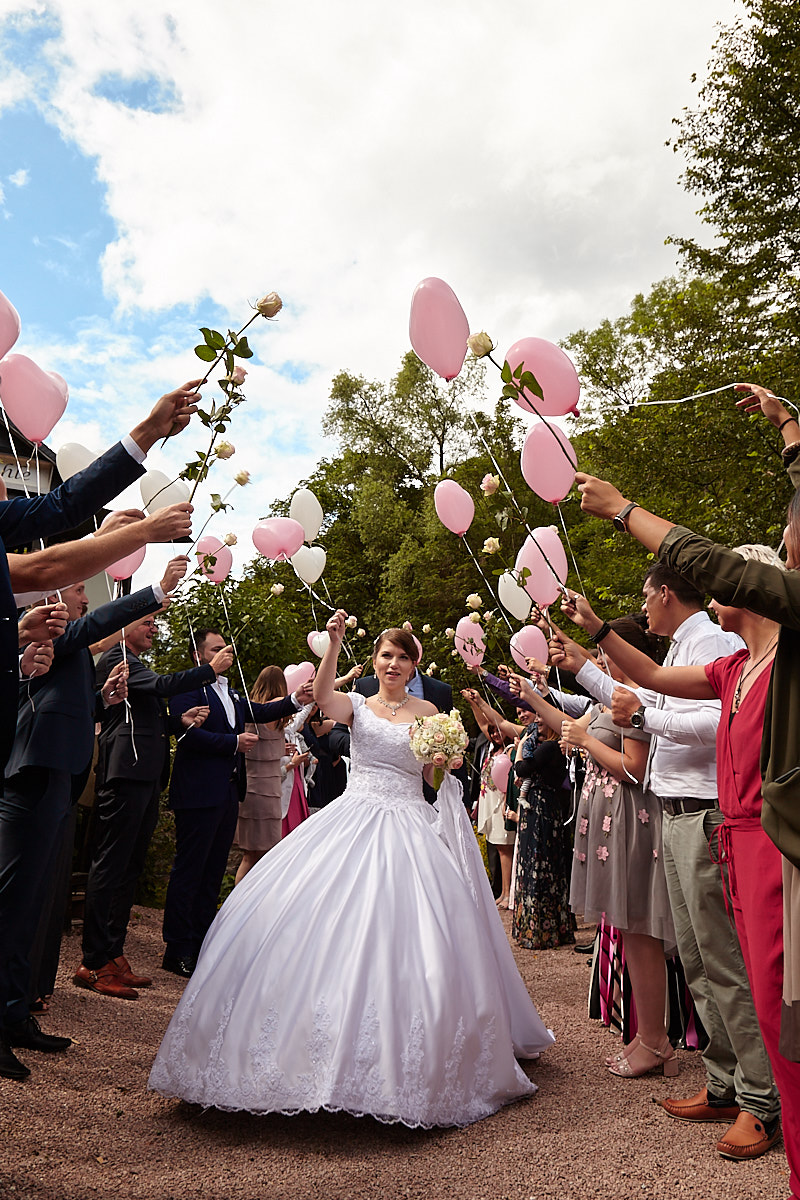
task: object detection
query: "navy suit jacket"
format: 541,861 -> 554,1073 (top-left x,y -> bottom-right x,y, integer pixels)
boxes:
168,685 -> 297,810
0,440 -> 145,772
7,586 -> 160,779
95,645 -> 215,788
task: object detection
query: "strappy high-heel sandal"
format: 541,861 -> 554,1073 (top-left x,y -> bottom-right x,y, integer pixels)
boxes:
605,1034 -> 639,1067
608,1036 -> 678,1079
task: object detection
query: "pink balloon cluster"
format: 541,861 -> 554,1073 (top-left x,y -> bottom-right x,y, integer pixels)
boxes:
196,535 -> 233,584
504,338 -> 580,417
454,615 -> 485,667
252,517 -> 305,561
409,278 -> 469,382
520,422 -> 577,504
434,479 -> 474,537
514,527 -> 568,607
0,354 -> 68,445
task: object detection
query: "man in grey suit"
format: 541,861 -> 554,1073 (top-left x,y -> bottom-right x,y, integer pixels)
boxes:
74,611 -> 233,999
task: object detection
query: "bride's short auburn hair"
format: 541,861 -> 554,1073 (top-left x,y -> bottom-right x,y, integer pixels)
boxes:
373,628 -> 419,665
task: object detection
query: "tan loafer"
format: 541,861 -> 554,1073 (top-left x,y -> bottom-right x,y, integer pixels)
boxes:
716,1111 -> 781,1160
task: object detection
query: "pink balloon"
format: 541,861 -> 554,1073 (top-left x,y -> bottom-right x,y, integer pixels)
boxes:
509,626 -> 549,673
490,752 -> 512,793
252,517 -> 305,561
515,527 -> 568,607
411,635 -> 423,664
434,479 -> 474,537
105,544 -> 146,582
504,337 -> 580,417
520,421 -> 577,504
284,661 -> 316,692
409,277 -> 469,381
0,290 -> 21,360
0,353 -> 68,444
196,535 -> 232,583
454,615 -> 485,667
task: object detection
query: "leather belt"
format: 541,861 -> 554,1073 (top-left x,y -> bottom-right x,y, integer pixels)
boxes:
662,796 -> 719,817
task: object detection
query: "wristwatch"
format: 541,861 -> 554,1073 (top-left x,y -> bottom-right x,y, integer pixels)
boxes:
613,501 -> 639,532
630,705 -> 646,730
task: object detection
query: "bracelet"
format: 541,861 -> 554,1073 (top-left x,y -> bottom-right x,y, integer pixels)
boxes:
778,416 -> 797,432
589,622 -> 612,644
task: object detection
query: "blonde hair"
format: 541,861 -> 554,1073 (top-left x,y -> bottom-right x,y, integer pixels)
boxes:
732,543 -> 786,570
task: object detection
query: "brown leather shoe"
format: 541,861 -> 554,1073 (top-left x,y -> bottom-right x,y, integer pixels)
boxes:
112,956 -> 152,988
661,1086 -> 740,1123
72,963 -> 138,1000
716,1111 -> 782,1160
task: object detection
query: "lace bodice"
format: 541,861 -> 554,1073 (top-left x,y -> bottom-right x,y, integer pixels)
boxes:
346,693 -> 427,808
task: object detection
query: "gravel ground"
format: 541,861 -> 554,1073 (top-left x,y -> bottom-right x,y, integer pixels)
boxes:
0,907 -> 790,1200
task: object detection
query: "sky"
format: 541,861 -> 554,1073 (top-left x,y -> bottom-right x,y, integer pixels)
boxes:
0,0 -> 739,592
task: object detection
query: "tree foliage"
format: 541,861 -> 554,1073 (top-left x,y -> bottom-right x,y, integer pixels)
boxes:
669,0 -> 800,333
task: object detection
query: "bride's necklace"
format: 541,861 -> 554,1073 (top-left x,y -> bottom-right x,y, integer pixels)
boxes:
732,634 -> 779,711
375,693 -> 410,717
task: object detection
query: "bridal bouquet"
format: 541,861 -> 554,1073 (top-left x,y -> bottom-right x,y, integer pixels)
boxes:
409,710 -> 468,790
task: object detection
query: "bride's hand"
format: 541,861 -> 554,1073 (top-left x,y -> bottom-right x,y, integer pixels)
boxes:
325,609 -> 347,647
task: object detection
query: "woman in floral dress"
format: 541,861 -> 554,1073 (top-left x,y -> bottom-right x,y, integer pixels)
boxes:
511,618 -> 677,1079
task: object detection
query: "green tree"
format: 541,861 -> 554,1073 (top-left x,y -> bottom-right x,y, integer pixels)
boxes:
669,0 -> 800,335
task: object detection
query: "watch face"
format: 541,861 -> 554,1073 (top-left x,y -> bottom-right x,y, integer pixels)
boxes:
631,708 -> 645,728
612,516 -> 625,532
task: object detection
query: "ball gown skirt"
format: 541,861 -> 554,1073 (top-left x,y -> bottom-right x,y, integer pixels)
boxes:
149,695 -> 554,1127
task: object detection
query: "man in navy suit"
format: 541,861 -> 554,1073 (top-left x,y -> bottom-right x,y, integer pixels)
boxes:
0,377 -> 201,774
0,562 -> 190,1079
163,629 -> 314,977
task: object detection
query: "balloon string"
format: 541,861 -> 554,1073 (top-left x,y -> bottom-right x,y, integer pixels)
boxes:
466,410 -> 567,596
320,576 -> 357,664
555,502 -> 585,595
175,609 -> 211,744
461,535 -> 514,633
217,578 -> 256,724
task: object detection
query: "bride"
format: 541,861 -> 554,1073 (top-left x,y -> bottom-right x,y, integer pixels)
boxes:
149,612 -> 553,1127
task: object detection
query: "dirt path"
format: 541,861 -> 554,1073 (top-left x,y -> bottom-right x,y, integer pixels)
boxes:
0,907 -> 789,1199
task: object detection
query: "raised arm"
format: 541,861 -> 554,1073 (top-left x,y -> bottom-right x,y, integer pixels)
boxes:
312,610 -> 354,725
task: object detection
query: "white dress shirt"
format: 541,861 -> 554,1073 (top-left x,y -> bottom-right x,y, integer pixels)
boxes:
211,675 -> 236,727
575,611 -> 743,800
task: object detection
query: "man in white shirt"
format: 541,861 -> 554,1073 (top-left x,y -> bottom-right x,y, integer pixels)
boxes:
556,562 -> 780,1162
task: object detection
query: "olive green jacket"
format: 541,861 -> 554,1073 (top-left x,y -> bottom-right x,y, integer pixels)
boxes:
658,456 -> 800,866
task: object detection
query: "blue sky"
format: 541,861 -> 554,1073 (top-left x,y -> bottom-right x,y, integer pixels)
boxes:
0,0 -> 738,590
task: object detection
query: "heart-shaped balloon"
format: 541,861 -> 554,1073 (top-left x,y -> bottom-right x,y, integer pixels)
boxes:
284,661 -> 316,692
0,353 -> 68,444
291,544 -> 326,585
0,289 -> 21,360
289,488 -> 324,542
196,535 -> 232,583
56,442 -> 98,482
140,469 -> 191,513
307,630 -> 331,657
253,517 -> 305,561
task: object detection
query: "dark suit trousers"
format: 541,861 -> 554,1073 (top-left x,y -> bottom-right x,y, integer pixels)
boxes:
162,783 -> 239,959
82,777 -> 162,970
0,766 -> 72,1024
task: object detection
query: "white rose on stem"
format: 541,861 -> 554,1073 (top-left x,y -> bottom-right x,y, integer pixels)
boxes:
466,594 -> 482,610
256,292 -> 283,318
467,331 -> 494,358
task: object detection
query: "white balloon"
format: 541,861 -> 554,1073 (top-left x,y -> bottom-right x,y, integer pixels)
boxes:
56,442 -> 97,481
498,569 -> 533,622
140,469 -> 191,513
289,488 -> 324,542
309,631 -> 331,657
291,544 -> 327,585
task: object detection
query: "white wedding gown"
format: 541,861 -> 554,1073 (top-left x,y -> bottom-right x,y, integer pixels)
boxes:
149,694 -> 554,1127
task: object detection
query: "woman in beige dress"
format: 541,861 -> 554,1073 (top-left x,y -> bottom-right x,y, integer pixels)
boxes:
234,666 -> 294,883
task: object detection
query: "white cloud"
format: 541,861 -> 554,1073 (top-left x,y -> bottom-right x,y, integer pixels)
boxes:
0,0 -> 740,590
8,168 -> 28,186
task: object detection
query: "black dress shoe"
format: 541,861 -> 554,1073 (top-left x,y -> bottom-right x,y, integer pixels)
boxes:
161,953 -> 195,979
4,1016 -> 72,1053
0,1036 -> 30,1080
573,941 -> 595,954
